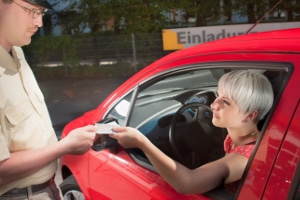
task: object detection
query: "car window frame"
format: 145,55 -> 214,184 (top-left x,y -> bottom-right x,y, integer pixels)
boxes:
102,61 -> 292,199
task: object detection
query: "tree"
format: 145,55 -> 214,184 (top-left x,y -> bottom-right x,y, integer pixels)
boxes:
163,0 -> 222,27
280,0 -> 300,21
233,0 -> 268,23
232,0 -> 299,23
223,0 -> 233,21
96,0 -> 168,34
51,0 -> 298,34
53,0 -> 169,34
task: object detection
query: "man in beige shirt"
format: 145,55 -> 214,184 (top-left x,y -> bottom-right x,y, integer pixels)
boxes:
0,0 -> 97,199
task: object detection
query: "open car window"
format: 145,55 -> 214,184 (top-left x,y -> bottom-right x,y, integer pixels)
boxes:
105,63 -> 289,160
129,69 -> 218,128
102,62 -> 290,198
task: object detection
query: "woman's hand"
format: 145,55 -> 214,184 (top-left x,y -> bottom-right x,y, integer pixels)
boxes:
110,127 -> 145,149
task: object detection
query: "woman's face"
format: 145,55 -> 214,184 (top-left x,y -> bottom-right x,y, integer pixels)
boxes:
210,88 -> 248,129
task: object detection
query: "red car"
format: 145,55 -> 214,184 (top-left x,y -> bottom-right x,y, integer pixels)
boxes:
60,28 -> 300,200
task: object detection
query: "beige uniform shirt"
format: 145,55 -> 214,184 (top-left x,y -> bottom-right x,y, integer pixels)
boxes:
0,46 -> 58,195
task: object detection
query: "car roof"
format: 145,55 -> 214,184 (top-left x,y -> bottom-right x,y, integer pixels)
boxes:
127,27 -> 300,87
90,28 -> 300,122
152,28 -> 300,67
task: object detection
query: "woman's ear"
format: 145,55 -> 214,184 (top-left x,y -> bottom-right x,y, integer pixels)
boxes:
247,110 -> 258,121
242,110 -> 258,123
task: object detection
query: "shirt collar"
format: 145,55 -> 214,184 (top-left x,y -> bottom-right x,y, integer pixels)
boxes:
0,45 -> 19,74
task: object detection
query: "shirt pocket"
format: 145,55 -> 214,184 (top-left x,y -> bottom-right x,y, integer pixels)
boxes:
5,100 -> 33,126
4,100 -> 39,151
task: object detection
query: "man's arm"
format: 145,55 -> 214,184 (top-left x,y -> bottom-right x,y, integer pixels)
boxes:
0,125 -> 96,186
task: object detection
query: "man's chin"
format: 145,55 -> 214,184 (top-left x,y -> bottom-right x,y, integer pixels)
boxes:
22,38 -> 32,46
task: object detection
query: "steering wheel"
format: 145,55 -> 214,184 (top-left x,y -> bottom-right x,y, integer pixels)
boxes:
169,103 -> 225,169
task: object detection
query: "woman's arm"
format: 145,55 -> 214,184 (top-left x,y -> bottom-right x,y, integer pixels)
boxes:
111,127 -> 249,194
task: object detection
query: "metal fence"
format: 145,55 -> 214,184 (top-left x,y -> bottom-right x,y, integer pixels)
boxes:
25,33 -> 173,70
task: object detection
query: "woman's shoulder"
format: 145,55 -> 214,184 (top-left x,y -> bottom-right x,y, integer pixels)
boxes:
224,135 -> 255,159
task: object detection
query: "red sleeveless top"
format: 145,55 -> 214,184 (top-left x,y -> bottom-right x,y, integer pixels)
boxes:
223,135 -> 256,193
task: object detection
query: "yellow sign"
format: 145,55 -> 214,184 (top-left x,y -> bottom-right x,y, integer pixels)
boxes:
162,29 -> 184,51
162,22 -> 300,51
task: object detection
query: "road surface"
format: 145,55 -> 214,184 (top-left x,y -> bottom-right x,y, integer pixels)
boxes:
38,77 -> 128,137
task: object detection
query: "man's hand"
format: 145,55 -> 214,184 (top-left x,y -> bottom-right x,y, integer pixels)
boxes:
62,125 -> 97,155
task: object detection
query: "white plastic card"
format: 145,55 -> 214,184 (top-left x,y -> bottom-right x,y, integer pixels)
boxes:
95,123 -> 118,134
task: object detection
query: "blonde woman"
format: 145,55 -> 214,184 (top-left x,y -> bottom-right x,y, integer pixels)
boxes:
111,70 -> 274,194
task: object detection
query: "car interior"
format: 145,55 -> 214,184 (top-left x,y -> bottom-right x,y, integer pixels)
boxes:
93,63 -> 291,199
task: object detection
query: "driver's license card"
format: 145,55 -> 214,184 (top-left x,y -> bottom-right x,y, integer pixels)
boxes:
95,123 -> 118,134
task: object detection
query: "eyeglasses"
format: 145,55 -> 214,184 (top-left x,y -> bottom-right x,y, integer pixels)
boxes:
13,1 -> 47,18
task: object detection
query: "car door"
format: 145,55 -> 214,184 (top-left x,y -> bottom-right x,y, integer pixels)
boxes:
236,57 -> 300,199
265,101 -> 300,199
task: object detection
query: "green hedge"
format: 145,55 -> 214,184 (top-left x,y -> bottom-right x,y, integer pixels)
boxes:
23,33 -> 166,79
32,63 -> 139,79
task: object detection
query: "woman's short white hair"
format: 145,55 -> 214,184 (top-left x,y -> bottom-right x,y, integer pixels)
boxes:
218,70 -> 274,122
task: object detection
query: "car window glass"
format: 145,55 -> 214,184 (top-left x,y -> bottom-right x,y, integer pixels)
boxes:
293,170 -> 300,200
126,66 -> 289,131
105,91 -> 133,126
128,69 -> 218,128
